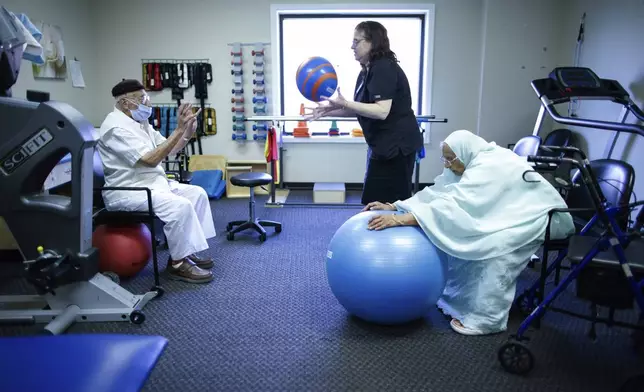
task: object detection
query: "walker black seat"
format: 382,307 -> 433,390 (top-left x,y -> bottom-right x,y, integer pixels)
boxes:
230,172 -> 272,188
226,172 -> 281,242
567,235 -> 644,274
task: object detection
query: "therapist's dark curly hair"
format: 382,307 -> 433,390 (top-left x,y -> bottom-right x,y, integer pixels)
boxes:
355,21 -> 398,63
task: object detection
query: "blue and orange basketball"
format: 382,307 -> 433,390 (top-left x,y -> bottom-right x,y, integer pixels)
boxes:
296,56 -> 338,102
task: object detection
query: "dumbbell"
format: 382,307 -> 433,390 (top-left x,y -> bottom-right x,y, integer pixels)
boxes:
253,96 -> 267,104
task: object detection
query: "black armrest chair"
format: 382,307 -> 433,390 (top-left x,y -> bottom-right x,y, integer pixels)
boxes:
539,158 -> 635,285
91,153 -> 163,295
517,159 -> 635,327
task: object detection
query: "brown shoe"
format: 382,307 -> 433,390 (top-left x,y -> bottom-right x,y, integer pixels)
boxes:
166,258 -> 213,283
187,254 -> 214,269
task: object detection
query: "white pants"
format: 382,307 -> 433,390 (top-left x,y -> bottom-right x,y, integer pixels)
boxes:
106,181 -> 216,261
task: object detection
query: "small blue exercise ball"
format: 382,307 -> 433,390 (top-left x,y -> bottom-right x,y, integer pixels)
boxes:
296,56 -> 338,102
326,211 -> 448,325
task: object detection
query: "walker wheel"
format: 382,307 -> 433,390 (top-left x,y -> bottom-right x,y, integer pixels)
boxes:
498,340 -> 534,375
275,224 -> 282,233
513,292 -> 537,315
259,233 -> 267,242
227,232 -> 235,241
130,310 -> 146,325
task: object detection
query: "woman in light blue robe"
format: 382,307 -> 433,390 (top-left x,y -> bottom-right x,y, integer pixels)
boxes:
364,130 -> 575,335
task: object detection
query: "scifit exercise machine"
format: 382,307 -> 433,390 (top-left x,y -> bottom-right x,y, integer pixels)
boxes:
244,114 -> 448,208
0,7 -> 160,334
498,67 -> 644,375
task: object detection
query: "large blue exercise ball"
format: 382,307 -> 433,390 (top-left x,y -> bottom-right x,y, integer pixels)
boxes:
326,211 -> 448,325
296,56 -> 338,102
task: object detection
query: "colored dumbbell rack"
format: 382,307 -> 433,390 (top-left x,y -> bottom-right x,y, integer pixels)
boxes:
230,43 -> 247,141
252,43 -> 268,141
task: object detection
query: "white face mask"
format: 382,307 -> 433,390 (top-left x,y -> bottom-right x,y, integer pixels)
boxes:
130,103 -> 152,122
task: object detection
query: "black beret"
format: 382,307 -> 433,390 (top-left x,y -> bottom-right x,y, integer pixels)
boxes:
111,79 -> 145,97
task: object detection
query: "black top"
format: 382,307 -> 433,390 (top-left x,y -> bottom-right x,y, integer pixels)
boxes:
354,58 -> 423,160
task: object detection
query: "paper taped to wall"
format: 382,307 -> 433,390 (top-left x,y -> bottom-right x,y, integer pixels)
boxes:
69,60 -> 85,88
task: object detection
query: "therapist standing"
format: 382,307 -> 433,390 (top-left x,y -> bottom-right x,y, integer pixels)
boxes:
97,79 -> 216,284
306,21 -> 423,204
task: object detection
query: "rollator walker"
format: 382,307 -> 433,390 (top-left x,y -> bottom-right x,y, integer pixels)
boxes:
497,67 -> 644,376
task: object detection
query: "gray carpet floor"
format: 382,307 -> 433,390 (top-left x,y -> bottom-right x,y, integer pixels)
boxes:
1,190 -> 643,392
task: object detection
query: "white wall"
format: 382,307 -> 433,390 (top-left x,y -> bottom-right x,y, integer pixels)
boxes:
90,0 -> 487,184
1,0 -> 100,124
9,0 -> 634,186
476,0 -> 565,148
556,0 -> 644,211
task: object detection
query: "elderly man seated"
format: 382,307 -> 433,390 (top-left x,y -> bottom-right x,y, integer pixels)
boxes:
96,79 -> 215,284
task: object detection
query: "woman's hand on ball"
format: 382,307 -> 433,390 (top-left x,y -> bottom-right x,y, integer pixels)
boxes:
367,214 -> 402,231
362,201 -> 396,212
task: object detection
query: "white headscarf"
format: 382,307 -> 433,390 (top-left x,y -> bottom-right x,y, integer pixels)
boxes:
394,130 -> 574,260
432,130 -> 497,190
442,130 -> 496,166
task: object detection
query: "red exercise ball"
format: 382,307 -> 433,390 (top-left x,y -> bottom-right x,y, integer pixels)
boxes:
92,223 -> 152,278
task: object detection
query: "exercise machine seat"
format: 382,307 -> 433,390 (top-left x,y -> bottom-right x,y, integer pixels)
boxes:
0,334 -> 168,392
226,172 -> 281,242
230,172 -> 272,188
541,128 -> 573,157
512,135 -> 541,157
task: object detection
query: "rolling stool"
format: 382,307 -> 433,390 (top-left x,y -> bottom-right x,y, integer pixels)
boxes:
226,172 -> 282,242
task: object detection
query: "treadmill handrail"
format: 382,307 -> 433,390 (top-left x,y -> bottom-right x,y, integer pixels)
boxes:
544,103 -> 644,137
628,102 -> 644,122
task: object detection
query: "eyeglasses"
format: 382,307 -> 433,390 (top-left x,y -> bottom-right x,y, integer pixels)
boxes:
125,94 -> 150,106
351,38 -> 366,48
440,156 -> 459,167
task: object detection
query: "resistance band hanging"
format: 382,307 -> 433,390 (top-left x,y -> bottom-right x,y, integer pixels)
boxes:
568,12 -> 586,118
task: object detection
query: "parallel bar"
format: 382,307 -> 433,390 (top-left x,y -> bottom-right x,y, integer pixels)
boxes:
244,115 -> 446,123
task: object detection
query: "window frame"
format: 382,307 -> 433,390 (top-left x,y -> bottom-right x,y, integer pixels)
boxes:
270,4 -> 436,143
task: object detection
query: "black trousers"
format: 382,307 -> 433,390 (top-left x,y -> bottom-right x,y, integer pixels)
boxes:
361,152 -> 416,205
